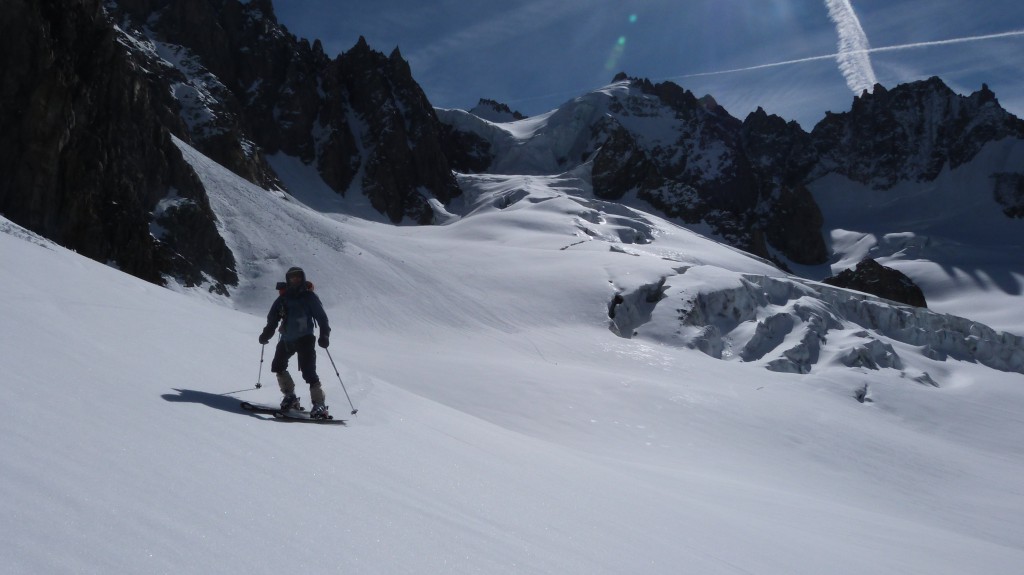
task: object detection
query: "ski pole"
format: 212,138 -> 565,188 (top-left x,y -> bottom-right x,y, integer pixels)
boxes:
220,386 -> 262,396
325,348 -> 358,415
256,344 -> 265,389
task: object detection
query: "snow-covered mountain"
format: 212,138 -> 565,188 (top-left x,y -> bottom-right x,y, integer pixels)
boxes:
439,75 -> 1024,277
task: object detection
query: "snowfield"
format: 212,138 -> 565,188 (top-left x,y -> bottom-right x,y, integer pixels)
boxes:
2,132 -> 1024,574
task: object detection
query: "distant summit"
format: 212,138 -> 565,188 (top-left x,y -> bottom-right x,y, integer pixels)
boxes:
438,73 -> 1024,269
469,99 -> 527,123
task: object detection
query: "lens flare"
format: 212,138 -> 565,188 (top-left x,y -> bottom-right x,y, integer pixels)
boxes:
605,38 -> 627,70
605,14 -> 634,71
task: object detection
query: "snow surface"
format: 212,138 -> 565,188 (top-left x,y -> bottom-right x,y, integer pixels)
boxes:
3,130 -> 1024,574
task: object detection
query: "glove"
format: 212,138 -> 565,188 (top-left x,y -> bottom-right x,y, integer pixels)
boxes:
259,326 -> 275,345
318,335 -> 330,348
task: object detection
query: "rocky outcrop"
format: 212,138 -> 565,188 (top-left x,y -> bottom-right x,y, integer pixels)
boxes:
823,258 -> 927,308
0,0 -> 236,290
591,123 -> 658,204
993,172 -> 1024,218
112,0 -> 288,188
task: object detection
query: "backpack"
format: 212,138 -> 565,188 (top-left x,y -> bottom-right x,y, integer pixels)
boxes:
274,281 -> 316,333
275,280 -> 315,295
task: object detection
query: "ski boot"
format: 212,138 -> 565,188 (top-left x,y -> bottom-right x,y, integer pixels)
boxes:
280,393 -> 302,412
309,402 -> 331,420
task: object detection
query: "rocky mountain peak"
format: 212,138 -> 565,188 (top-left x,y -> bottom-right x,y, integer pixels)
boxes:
332,37 -> 460,223
111,0 -> 459,225
351,35 -> 372,52
469,99 -> 526,123
810,76 -> 1024,188
587,74 -> 823,265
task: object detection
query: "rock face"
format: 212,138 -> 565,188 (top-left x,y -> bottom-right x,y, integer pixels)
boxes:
823,259 -> 928,308
740,107 -> 824,265
110,0 -> 461,225
0,0 -> 236,289
332,40 -> 460,223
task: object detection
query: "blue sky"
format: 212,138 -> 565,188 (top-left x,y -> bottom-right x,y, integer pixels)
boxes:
272,0 -> 1024,129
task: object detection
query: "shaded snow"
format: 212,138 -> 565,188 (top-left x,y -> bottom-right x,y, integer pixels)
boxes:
804,137 -> 1024,331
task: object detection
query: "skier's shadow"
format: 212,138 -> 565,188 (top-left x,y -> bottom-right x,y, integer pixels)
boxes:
161,388 -> 264,418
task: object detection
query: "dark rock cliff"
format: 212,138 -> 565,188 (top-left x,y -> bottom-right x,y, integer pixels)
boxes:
0,0 -> 236,289
1,0 -> 466,290
110,0 -> 460,224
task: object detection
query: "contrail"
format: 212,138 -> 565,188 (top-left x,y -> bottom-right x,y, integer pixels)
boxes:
503,29 -> 1024,110
825,0 -> 878,93
670,29 -> 1024,81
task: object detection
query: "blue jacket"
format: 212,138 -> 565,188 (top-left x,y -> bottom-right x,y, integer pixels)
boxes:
266,283 -> 330,342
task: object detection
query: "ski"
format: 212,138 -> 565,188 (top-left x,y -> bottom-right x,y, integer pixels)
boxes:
239,401 -> 305,414
273,411 -> 346,425
240,401 -> 344,424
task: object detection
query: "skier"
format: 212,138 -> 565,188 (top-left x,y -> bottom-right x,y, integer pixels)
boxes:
258,266 -> 332,419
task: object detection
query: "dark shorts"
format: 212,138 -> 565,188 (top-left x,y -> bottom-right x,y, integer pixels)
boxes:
270,334 -> 319,383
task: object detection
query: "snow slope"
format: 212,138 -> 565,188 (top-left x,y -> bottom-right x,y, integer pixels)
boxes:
3,136 -> 1024,574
